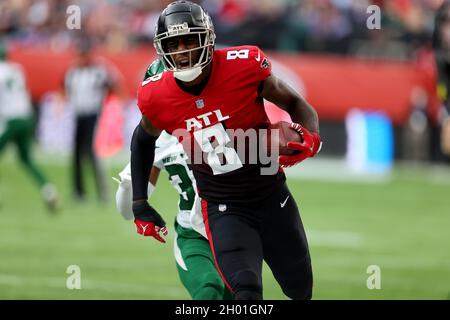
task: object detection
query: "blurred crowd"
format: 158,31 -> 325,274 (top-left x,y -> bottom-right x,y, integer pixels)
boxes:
0,0 -> 447,59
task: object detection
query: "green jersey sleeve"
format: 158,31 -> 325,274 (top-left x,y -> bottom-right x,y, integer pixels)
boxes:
143,59 -> 166,80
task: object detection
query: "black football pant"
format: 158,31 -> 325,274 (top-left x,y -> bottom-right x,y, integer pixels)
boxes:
201,182 -> 312,300
73,114 -> 107,202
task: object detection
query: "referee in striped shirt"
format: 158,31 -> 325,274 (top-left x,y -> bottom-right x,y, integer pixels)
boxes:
64,42 -> 113,202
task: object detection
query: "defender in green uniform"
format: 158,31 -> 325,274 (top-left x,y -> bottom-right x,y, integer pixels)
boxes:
0,43 -> 58,211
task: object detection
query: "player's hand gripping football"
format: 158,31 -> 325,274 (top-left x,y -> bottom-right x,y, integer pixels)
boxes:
279,123 -> 322,168
132,201 -> 168,243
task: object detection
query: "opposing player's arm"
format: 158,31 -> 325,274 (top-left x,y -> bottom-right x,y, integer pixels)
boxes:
260,75 -> 319,133
114,163 -> 160,221
149,166 -> 161,186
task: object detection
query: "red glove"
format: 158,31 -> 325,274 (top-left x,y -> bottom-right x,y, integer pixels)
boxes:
279,123 -> 322,168
133,201 -> 168,243
134,220 -> 168,243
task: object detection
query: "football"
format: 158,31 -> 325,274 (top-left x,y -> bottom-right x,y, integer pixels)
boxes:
267,121 -> 303,156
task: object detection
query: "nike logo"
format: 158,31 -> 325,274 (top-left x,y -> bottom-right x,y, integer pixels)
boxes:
280,196 -> 290,208
255,50 -> 261,62
141,79 -> 152,86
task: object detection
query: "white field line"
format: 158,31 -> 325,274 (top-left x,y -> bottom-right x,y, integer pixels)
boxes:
307,230 -> 364,248
0,274 -> 185,298
284,159 -> 392,184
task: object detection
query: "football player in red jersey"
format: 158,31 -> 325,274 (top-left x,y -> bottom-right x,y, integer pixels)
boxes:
130,0 -> 321,300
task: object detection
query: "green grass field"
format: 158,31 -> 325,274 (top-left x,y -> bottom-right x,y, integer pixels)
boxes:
1,150 -> 450,300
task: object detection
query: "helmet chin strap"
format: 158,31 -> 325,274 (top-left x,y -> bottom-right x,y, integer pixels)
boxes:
174,66 -> 202,82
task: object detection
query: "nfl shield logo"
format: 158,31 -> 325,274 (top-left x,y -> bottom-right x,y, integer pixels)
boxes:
219,204 -> 227,212
195,99 -> 205,109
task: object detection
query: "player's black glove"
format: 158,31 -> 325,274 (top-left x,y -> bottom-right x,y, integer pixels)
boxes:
132,201 -> 168,243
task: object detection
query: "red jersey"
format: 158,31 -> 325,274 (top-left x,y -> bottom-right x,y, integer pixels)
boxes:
138,46 -> 285,203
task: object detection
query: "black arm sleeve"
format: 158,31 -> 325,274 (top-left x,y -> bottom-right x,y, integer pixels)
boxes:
130,124 -> 157,201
